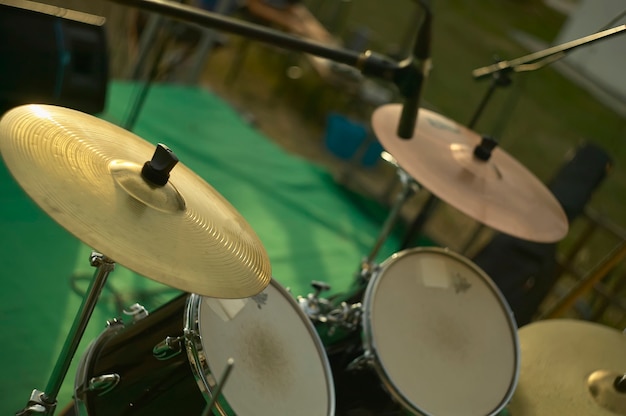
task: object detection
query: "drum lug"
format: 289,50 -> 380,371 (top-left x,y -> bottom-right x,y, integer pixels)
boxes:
105,317 -> 125,328
153,336 -> 183,360
325,302 -> 362,336
123,303 -> 149,322
297,280 -> 332,321
346,352 -> 373,372
76,373 -> 121,397
88,374 -> 120,396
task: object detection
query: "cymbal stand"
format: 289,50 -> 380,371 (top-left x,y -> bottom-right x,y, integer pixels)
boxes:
455,62 -> 516,254
307,164 -> 420,319
460,24 -> 626,254
16,252 -> 115,416
298,165 -> 418,321
399,59 -> 512,251
358,166 -> 420,283
124,6 -> 181,131
401,25 -> 626,252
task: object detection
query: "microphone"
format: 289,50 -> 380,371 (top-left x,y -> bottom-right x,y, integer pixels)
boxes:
396,2 -> 432,139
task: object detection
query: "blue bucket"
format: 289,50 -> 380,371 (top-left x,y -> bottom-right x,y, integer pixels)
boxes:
324,113 -> 383,168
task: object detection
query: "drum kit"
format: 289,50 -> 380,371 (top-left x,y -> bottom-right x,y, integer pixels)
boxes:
1,96 -> 625,416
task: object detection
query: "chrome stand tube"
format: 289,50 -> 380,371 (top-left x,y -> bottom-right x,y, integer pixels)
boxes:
360,168 -> 418,278
17,252 -> 114,415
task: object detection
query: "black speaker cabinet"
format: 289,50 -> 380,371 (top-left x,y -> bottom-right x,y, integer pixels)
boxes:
0,0 -> 109,114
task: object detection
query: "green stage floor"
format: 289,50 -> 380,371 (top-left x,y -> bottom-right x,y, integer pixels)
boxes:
0,82 -> 407,413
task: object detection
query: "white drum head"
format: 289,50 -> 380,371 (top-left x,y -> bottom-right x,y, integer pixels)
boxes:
362,247 -> 519,415
195,279 -> 334,415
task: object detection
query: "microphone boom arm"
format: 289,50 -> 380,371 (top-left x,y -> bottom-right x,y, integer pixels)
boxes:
472,24 -> 626,80
110,0 -> 418,94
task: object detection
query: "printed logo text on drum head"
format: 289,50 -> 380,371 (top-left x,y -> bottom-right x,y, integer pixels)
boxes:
252,291 -> 268,309
427,115 -> 461,134
453,272 -> 471,294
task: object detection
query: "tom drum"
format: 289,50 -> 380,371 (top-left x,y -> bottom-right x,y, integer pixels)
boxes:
73,279 -> 335,415
348,247 -> 520,415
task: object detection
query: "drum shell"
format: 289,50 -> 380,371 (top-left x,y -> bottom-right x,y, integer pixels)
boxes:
75,293 -> 206,415
76,279 -> 336,416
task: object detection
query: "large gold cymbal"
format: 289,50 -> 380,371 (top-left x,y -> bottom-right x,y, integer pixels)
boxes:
0,104 -> 271,298
372,104 -> 568,243
508,319 -> 626,415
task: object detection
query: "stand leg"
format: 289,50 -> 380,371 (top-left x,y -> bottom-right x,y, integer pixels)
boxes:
399,193 -> 439,249
200,358 -> 235,416
359,168 -> 418,279
16,252 -> 115,416
124,21 -> 173,131
399,64 -> 512,250
540,241 -> 626,319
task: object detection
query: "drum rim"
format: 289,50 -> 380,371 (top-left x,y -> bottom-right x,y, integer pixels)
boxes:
361,246 -> 520,416
184,293 -> 227,414
183,278 -> 337,416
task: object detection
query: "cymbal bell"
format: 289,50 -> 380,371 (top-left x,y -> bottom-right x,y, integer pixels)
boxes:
508,319 -> 626,415
371,105 -> 568,243
0,104 -> 271,298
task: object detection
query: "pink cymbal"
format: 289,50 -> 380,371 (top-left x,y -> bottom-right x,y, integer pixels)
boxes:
372,104 -> 568,242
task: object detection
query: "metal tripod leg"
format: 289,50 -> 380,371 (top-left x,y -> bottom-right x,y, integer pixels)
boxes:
16,252 -> 115,416
358,167 -> 419,282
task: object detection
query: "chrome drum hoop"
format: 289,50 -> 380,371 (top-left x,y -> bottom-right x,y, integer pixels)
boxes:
184,293 -> 226,415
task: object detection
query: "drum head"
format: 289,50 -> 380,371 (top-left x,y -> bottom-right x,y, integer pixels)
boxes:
192,279 -> 334,416
362,247 -> 519,415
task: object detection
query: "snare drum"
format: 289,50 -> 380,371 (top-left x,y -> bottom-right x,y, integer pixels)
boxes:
74,279 -> 335,415
333,247 -> 520,416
